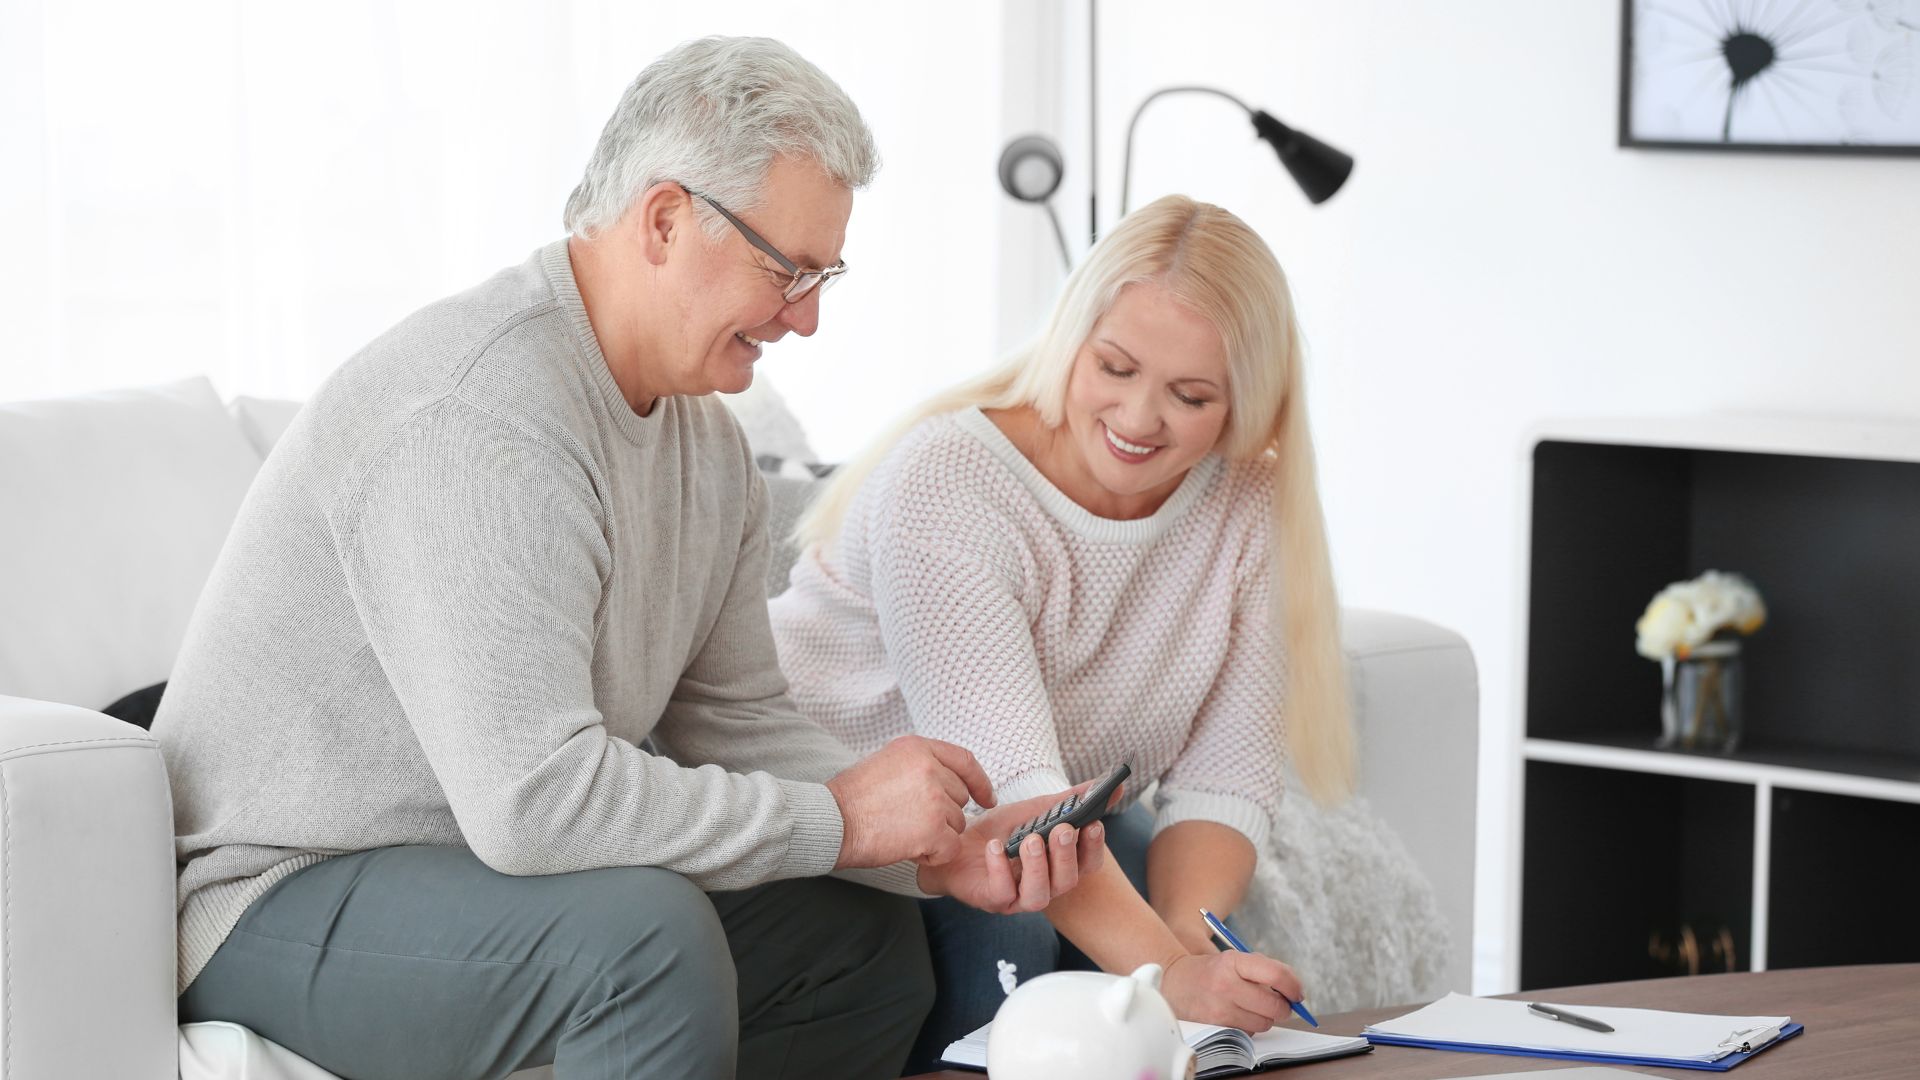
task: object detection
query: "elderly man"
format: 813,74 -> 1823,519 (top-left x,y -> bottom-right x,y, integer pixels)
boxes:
155,36 -> 1104,1080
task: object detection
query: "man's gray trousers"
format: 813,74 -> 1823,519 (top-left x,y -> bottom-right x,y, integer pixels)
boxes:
180,845 -> 933,1079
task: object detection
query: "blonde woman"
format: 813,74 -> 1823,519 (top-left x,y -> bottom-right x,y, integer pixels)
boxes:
768,194 -> 1354,1069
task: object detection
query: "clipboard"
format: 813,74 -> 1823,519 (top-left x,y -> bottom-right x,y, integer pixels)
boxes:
1363,1021 -> 1803,1072
1361,994 -> 1802,1072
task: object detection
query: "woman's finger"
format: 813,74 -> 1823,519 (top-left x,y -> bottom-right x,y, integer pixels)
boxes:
1015,832 -> 1051,911
1046,824 -> 1080,895
1218,1005 -> 1277,1034
1233,952 -> 1305,1006
1075,819 -> 1107,875
981,838 -> 1017,909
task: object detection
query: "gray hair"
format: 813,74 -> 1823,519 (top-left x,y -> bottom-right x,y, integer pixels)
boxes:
563,36 -> 879,240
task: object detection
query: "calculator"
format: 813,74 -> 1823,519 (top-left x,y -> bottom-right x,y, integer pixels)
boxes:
1002,762 -> 1132,860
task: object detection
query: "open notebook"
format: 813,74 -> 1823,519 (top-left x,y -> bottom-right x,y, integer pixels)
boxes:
941,1019 -> 1370,1076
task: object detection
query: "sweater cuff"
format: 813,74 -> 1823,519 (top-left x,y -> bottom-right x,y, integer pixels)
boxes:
1152,787 -> 1273,852
993,766 -> 1074,809
833,860 -> 932,898
776,778 -> 846,879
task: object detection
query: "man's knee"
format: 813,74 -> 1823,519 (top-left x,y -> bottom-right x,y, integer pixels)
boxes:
569,866 -> 736,1021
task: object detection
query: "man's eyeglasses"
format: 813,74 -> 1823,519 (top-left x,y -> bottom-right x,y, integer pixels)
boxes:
682,185 -> 846,304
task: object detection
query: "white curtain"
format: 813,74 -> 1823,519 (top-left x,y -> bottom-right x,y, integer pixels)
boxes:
1,1 -> 1027,459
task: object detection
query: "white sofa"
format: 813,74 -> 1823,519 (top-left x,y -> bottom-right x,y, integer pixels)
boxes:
0,378 -> 1478,1079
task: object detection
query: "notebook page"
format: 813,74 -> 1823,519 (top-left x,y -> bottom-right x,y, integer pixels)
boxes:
938,1023 -> 992,1068
953,1020 -> 1366,1069
1178,1020 -> 1250,1052
1366,993 -> 1789,1062
1246,1025 -> 1371,1061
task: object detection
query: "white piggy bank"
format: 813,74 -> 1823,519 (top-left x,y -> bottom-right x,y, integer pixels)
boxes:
985,963 -> 1196,1080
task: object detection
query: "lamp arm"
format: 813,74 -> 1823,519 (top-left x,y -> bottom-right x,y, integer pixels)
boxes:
1119,86 -> 1254,217
1043,201 -> 1073,272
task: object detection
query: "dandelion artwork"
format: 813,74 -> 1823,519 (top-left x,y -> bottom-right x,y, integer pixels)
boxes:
1623,0 -> 1920,152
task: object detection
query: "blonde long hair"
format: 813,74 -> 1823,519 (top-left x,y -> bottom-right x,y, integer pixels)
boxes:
798,195 -> 1353,803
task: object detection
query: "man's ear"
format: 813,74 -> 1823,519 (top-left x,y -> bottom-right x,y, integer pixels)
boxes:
632,181 -> 691,267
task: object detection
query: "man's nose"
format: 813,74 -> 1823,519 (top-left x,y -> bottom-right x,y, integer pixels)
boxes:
778,288 -> 822,337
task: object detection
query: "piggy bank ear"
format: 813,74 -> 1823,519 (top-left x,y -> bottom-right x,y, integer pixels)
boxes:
1101,963 -> 1165,1024
1099,974 -> 1139,1025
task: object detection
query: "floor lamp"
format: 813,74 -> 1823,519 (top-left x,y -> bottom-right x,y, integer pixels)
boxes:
999,84 -> 1354,269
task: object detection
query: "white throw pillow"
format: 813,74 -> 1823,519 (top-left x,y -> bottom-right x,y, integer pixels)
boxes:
228,396 -> 304,459
0,378 -> 262,709
718,373 -> 818,463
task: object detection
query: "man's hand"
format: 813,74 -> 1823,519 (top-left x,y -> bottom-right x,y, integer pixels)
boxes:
826,735 -> 996,869
916,784 -> 1116,914
1160,950 -> 1306,1033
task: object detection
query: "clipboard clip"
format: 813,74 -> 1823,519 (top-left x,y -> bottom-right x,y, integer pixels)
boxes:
1717,1022 -> 1784,1054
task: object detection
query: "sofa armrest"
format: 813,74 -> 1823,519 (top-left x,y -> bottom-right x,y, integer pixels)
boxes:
1342,609 -> 1479,994
1,695 -> 177,1079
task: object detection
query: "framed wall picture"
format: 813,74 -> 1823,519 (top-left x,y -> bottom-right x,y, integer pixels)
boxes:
1620,0 -> 1920,154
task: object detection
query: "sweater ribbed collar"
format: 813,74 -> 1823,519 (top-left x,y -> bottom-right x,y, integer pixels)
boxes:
539,239 -> 659,447
952,406 -> 1221,546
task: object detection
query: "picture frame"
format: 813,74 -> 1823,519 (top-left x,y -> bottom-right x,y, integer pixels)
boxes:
1619,0 -> 1920,155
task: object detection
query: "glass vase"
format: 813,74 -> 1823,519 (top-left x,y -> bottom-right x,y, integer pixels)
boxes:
1659,640 -> 1743,753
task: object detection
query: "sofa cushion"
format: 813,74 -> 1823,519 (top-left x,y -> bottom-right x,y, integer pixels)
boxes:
179,1023 -> 342,1080
0,378 -> 262,709
178,1022 -> 554,1079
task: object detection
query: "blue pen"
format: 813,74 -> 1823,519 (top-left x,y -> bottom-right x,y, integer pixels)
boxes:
1199,907 -> 1319,1028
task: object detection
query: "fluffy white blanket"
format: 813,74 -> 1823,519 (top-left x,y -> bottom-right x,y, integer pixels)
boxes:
1233,792 -> 1450,1014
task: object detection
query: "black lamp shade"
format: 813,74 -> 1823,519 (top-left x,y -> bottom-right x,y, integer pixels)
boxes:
1250,110 -> 1353,204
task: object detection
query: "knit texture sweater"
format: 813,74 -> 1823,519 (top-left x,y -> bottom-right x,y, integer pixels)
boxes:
769,407 -> 1286,852
155,241 -> 915,993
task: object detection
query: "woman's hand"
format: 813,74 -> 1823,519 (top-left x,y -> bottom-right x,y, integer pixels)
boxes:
1159,950 -> 1307,1033
917,787 -> 1112,913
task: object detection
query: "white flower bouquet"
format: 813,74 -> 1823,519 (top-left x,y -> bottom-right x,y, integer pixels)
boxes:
1637,570 -> 1765,752
1635,570 -> 1767,661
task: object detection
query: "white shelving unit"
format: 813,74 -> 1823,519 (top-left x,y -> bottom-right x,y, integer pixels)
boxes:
1505,415 -> 1920,991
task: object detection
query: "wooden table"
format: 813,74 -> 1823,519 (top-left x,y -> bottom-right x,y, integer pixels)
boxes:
908,963 -> 1918,1079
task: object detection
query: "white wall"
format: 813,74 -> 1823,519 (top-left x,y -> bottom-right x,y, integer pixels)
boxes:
1063,0 -> 1920,992
0,1 -> 1013,462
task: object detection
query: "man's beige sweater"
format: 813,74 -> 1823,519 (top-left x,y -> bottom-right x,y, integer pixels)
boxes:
155,241 -> 913,992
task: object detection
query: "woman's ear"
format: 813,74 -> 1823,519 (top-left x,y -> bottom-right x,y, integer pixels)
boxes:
632,181 -> 690,267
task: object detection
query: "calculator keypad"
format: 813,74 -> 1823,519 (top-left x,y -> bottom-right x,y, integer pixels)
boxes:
1005,782 -> 1101,855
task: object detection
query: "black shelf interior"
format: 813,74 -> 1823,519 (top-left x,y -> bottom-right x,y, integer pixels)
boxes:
1768,787 -> 1920,970
1525,441 -> 1920,766
1522,761 -> 1753,991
